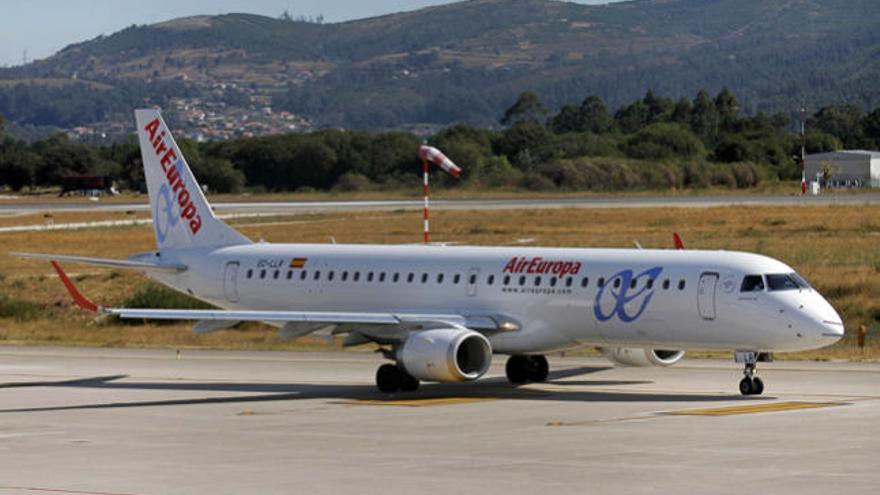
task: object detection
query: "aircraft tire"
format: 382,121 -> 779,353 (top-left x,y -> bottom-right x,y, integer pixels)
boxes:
751,376 -> 764,395
377,363 -> 403,393
506,355 -> 531,384
400,373 -> 420,392
739,377 -> 754,395
528,355 -> 549,382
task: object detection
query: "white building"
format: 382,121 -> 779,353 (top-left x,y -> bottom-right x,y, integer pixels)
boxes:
804,150 -> 880,188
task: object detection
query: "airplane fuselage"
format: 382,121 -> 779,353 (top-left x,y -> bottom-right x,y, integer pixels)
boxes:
150,243 -> 843,355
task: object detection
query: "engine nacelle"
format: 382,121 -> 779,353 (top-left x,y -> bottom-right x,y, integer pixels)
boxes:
600,347 -> 685,367
398,328 -> 492,383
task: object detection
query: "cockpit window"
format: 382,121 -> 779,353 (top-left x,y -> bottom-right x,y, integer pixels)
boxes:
790,272 -> 812,289
766,273 -> 803,291
740,275 -> 764,292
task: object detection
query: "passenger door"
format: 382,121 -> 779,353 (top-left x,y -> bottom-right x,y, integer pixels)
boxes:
223,261 -> 240,303
697,272 -> 718,320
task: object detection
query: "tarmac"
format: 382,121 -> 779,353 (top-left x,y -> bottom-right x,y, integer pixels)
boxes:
0,347 -> 878,494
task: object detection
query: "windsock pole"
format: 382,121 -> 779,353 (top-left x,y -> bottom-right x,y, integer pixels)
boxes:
423,157 -> 430,244
418,145 -> 462,244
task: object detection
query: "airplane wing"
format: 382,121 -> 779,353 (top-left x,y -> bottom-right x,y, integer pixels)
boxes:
12,252 -> 186,273
49,261 -> 506,340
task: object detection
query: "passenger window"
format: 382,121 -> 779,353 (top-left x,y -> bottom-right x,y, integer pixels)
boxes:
646,279 -> 653,289
581,277 -> 588,288
598,277 -> 605,288
421,273 -> 428,283
247,269 -> 253,279
678,279 -> 686,290
393,273 -> 400,283
566,277 -> 573,287
469,274 -> 477,284
437,273 -> 444,284
328,271 -> 335,281
314,270 -> 321,281
286,270 -> 292,280
662,279 -> 670,290
367,272 -> 374,282
407,273 -> 414,283
629,278 -> 636,289
300,270 -> 307,281
379,272 -> 386,282
613,278 -> 621,289
453,274 -> 461,284
740,275 -> 765,292
260,269 -> 266,279
519,276 -> 526,286
503,275 -> 511,286
534,276 -> 541,286
273,270 -> 279,280
353,272 -> 360,282
487,275 -> 495,285
549,276 -> 557,287
342,271 -> 349,281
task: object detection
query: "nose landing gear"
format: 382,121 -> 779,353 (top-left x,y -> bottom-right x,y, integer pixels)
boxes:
736,352 -> 764,395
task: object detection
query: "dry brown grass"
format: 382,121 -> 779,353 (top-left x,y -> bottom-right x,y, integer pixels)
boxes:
1,204 -> 878,360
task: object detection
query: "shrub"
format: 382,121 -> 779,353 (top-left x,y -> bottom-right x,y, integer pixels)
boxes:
0,294 -> 42,321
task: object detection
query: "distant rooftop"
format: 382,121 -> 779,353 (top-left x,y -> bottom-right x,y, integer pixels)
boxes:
807,150 -> 880,159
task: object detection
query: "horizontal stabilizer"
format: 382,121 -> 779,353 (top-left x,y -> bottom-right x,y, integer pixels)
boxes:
12,252 -> 186,273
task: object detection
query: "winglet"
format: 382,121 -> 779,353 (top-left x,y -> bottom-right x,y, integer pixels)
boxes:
50,261 -> 100,313
672,232 -> 685,250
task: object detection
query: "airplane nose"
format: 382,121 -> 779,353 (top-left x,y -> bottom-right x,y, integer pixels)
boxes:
811,297 -> 844,344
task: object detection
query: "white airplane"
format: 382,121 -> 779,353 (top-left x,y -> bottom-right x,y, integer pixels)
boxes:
16,109 -> 845,396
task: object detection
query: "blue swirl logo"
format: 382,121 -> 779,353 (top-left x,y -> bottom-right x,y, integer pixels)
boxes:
594,266 -> 663,322
153,183 -> 179,244
153,160 -> 187,244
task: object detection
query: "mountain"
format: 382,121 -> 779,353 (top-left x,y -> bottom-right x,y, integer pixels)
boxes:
1,0 -> 878,135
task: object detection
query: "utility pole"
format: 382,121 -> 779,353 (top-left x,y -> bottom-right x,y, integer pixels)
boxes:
800,107 -> 807,195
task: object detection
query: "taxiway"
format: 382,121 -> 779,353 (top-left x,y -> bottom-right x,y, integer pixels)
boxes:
0,347 -> 877,494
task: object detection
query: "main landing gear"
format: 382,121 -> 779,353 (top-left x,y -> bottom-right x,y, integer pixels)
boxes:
376,363 -> 420,393
736,351 -> 764,396
505,355 -> 549,384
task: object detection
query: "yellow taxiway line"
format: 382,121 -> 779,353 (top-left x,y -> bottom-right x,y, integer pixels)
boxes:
663,401 -> 846,416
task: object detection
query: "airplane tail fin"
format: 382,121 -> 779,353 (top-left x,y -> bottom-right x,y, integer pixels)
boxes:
135,109 -> 250,251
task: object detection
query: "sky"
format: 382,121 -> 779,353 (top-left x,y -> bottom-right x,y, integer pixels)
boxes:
0,0 -> 623,67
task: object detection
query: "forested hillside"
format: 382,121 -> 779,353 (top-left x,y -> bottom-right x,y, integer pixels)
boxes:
0,0 -> 878,132
3,88 -> 878,194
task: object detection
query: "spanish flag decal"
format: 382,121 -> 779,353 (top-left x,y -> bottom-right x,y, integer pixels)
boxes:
290,258 -> 307,269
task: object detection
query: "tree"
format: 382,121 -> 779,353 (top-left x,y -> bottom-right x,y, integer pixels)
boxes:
625,123 -> 705,160
671,97 -> 692,126
614,100 -> 649,134
714,87 -> 740,132
863,107 -> 880,148
643,90 -> 673,125
190,158 -> 245,193
579,96 -> 614,134
500,92 -> 547,126
810,105 -> 864,148
690,90 -> 720,144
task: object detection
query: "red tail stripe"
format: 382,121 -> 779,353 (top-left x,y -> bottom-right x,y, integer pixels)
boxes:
50,261 -> 99,313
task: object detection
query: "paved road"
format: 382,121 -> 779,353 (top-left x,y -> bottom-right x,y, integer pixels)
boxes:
0,347 -> 877,494
2,193 -> 880,214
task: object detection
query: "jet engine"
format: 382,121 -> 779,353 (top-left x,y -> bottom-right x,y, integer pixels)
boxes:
600,347 -> 685,367
398,328 -> 492,382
